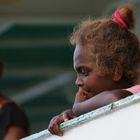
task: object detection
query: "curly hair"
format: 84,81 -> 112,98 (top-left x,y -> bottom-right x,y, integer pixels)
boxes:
70,4 -> 140,83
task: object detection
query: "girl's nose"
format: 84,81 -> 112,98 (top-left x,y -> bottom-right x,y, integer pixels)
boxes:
75,77 -> 83,87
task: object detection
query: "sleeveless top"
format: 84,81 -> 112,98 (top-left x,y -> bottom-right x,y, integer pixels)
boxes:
125,85 -> 140,94
0,95 -> 29,139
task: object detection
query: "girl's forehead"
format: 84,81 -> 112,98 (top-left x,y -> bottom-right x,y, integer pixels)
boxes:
74,45 -> 88,59
73,45 -> 95,66
74,44 -> 93,59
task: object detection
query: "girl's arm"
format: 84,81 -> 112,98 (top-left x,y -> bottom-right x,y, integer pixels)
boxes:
72,89 -> 132,116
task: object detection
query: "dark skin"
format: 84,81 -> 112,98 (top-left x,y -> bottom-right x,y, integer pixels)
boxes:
48,45 -> 133,136
4,127 -> 28,140
73,88 -> 132,116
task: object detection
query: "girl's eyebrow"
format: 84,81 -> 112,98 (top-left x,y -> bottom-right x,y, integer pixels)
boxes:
74,63 -> 92,71
75,65 -> 89,72
75,65 -> 84,70
74,65 -> 83,72
74,66 -> 81,72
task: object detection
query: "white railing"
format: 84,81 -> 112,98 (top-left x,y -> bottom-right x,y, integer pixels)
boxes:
21,92 -> 140,140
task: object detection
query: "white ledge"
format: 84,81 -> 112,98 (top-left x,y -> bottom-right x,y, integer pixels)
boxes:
21,92 -> 140,140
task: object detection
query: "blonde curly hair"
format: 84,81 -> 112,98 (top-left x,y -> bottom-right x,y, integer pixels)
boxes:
70,4 -> 140,84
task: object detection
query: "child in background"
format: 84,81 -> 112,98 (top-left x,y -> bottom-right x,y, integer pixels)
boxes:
48,4 -> 140,136
0,63 -> 29,140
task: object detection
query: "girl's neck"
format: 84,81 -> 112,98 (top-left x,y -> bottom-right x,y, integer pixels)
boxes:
115,76 -> 133,89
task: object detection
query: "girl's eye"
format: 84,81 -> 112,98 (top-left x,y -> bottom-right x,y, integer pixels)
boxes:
81,68 -> 88,76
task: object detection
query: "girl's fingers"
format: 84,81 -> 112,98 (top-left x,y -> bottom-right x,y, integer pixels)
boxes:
48,115 -> 64,136
63,110 -> 75,122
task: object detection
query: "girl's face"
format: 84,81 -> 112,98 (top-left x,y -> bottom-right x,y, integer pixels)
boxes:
73,44 -> 116,97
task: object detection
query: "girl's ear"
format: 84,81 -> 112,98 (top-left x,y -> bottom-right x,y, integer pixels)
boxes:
0,62 -> 4,76
112,63 -> 123,81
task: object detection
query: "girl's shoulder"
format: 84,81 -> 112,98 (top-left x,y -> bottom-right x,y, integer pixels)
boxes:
109,89 -> 133,101
99,89 -> 133,103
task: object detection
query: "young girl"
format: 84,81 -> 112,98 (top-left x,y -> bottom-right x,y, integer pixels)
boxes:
48,4 -> 140,136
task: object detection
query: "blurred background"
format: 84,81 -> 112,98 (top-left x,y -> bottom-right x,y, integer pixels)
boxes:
0,0 -> 139,134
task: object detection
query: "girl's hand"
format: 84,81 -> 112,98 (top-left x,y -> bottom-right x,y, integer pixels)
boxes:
48,109 -> 75,136
75,88 -> 93,103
